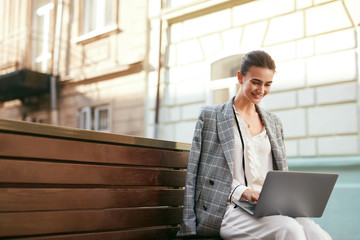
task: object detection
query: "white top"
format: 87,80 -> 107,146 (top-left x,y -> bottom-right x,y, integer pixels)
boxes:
229,107 -> 273,203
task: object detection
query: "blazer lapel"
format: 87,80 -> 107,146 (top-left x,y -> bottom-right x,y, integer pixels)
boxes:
256,105 -> 275,138
217,99 -> 236,175
256,105 -> 286,170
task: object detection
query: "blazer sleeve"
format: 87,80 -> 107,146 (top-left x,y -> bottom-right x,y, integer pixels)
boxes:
177,110 -> 205,237
273,113 -> 288,171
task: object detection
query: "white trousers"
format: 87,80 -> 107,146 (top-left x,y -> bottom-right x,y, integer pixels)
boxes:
220,204 -> 332,240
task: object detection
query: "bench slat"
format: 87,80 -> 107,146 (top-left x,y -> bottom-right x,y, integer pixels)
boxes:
0,132 -> 189,168
13,227 -> 179,240
0,188 -> 184,211
0,119 -> 191,151
0,207 -> 182,237
0,159 -> 186,186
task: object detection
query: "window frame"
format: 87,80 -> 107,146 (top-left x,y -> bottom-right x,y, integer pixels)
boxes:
76,0 -> 118,44
79,106 -> 92,130
208,78 -> 238,105
32,0 -> 54,73
93,105 -> 111,132
206,53 -> 244,105
78,105 -> 111,133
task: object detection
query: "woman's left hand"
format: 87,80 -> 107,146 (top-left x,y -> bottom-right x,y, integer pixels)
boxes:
241,188 -> 260,203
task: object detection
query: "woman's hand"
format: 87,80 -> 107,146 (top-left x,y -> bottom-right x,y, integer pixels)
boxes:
241,189 -> 260,203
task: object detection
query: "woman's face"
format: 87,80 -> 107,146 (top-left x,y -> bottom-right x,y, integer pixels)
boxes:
237,66 -> 274,105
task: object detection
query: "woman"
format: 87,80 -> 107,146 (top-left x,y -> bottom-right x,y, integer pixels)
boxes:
177,50 -> 331,239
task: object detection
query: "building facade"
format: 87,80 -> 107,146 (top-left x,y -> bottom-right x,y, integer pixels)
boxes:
1,0 -> 360,239
146,0 -> 360,239
0,0 -> 148,136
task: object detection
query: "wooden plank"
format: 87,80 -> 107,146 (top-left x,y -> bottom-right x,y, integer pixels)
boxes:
0,132 -> 189,168
0,119 -> 191,151
0,159 -> 186,186
13,226 -> 179,240
0,207 -> 182,237
0,188 -> 184,211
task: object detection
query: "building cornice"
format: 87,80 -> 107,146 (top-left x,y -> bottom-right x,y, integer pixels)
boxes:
161,0 -> 253,25
60,61 -> 145,86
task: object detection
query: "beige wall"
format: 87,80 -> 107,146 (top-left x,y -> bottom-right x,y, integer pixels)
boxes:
147,0 -> 360,157
0,0 -> 31,73
0,0 -> 149,137
58,0 -> 148,136
60,68 -> 146,136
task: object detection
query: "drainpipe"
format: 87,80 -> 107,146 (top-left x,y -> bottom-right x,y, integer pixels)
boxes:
154,0 -> 163,138
51,0 -> 63,125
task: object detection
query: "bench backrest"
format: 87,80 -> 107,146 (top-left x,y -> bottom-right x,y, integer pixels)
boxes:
0,119 -> 190,239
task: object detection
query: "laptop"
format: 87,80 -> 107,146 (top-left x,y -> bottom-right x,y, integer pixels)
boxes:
233,171 -> 338,218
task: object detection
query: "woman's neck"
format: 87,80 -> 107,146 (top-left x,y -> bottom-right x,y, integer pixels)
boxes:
233,94 -> 256,115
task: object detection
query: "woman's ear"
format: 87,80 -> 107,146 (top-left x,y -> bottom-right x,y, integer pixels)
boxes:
237,71 -> 243,84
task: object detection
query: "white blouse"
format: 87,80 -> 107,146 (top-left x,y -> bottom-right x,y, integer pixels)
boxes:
229,107 -> 273,203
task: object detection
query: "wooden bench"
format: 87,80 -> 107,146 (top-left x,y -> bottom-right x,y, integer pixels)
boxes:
0,119 -> 191,239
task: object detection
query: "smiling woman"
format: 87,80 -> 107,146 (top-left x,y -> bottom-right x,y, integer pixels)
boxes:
177,50 -> 333,240
233,51 -> 275,136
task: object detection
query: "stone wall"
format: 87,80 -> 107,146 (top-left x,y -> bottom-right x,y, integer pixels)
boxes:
146,2 -> 360,238
147,0 -> 360,158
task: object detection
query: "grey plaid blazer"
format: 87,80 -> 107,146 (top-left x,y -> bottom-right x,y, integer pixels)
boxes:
177,98 -> 288,237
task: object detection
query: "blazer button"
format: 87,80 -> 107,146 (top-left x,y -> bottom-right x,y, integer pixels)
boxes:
209,180 -> 214,185
203,205 -> 207,211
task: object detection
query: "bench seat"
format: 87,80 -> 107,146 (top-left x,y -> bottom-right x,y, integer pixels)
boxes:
0,119 -> 190,239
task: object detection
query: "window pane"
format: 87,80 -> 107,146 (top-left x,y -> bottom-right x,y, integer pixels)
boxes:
33,0 -> 53,72
89,0 -> 97,32
83,0 -> 114,34
80,112 -> 87,128
104,0 -> 113,26
98,108 -> 109,131
36,0 -> 51,8
84,0 -> 96,33
79,107 -> 91,130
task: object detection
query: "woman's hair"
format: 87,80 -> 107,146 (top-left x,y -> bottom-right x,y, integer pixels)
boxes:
240,50 -> 276,75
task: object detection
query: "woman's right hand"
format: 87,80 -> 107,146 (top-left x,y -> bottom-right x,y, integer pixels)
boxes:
241,188 -> 260,203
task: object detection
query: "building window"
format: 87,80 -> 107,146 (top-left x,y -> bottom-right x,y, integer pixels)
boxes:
83,0 -> 114,35
207,54 -> 243,105
32,0 -> 54,73
24,115 -> 47,124
94,106 -> 110,131
79,107 -> 91,130
79,105 -> 110,132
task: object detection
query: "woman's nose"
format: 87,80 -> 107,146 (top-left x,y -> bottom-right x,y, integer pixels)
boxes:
257,85 -> 265,93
